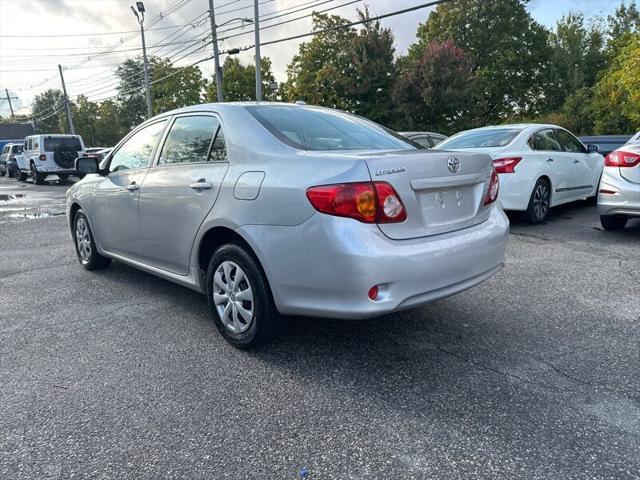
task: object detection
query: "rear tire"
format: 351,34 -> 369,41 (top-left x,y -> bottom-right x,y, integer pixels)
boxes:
31,163 -> 46,185
0,170 -> 5,177
7,167 -> 14,178
525,178 -> 551,224
600,215 -> 628,231
73,210 -> 111,270
206,243 -> 278,349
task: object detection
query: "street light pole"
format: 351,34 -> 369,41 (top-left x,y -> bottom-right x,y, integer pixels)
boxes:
254,0 -> 262,101
208,0 -> 224,102
131,2 -> 153,118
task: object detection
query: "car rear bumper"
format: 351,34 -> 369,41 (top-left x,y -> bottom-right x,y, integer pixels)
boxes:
598,168 -> 640,217
496,173 -> 531,211
238,206 -> 509,319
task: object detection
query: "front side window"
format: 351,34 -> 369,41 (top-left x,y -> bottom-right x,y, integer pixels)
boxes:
109,121 -> 166,173
437,128 -> 522,149
528,129 -> 561,151
12,145 -> 23,153
554,129 -> 586,153
246,105 -> 416,151
158,115 -> 226,165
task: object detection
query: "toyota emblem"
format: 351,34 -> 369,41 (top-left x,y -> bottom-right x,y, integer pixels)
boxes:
447,157 -> 461,173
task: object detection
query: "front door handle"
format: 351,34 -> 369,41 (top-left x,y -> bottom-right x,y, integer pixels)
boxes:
126,182 -> 139,192
190,180 -> 213,190
573,159 -> 580,164
547,158 -> 554,162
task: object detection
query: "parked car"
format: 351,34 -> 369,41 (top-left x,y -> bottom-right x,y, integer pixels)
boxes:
598,135 -> 640,230
85,147 -> 110,162
578,135 -> 632,156
0,143 -> 24,178
400,131 -> 447,148
18,134 -> 86,184
435,124 -> 604,223
68,103 -> 509,348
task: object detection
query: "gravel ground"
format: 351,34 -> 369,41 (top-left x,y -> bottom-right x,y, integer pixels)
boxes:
0,176 -> 638,480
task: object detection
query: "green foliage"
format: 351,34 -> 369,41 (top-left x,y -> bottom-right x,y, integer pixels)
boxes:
345,8 -> 397,126
393,40 -> 475,134
206,57 -> 277,102
410,0 -> 553,122
591,34 -> 640,134
32,89 -> 65,133
72,96 -> 126,147
284,13 -> 357,109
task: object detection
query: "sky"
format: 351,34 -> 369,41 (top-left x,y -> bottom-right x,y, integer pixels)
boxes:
0,0 -> 630,117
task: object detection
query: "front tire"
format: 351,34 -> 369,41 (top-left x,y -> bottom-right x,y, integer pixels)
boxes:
58,173 -> 69,180
16,169 -> 28,182
0,170 -> 5,177
206,244 -> 278,349
600,215 -> 628,231
525,178 -> 551,224
73,210 -> 111,270
7,167 -> 14,178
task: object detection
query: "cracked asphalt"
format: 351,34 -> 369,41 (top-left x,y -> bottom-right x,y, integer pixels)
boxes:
0,176 -> 639,479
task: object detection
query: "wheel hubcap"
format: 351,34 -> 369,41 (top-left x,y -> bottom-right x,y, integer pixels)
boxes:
75,217 -> 92,262
533,183 -> 549,221
212,261 -> 254,334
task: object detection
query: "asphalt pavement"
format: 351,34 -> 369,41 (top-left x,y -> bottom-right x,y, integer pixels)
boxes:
0,175 -> 638,479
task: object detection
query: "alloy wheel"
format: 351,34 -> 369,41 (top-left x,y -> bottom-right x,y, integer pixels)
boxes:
532,182 -> 550,222
75,217 -> 92,263
212,261 -> 254,334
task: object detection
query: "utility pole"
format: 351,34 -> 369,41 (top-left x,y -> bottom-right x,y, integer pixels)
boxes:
58,65 -> 76,135
254,0 -> 262,101
5,89 -> 15,118
208,0 -> 224,102
131,2 -> 153,118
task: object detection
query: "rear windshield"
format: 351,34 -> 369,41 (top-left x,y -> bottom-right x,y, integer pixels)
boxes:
44,137 -> 82,152
245,105 -> 416,151
11,145 -> 23,153
437,128 -> 522,149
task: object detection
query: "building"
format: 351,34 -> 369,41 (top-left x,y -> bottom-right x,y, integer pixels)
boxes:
0,122 -> 35,151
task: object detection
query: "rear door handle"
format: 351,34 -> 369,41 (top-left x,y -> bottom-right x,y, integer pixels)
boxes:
190,180 -> 213,190
126,182 -> 139,192
573,159 -> 580,164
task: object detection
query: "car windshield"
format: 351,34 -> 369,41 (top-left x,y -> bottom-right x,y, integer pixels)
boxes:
437,128 -> 522,149
44,137 -> 82,152
625,132 -> 640,145
245,105 -> 417,151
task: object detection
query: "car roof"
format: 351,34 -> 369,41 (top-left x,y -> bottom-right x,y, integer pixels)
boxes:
400,131 -> 445,137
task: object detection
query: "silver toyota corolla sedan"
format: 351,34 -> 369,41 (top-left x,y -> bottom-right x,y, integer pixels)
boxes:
598,135 -> 640,230
67,103 -> 509,348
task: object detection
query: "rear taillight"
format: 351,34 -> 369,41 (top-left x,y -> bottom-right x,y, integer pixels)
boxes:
605,151 -> 640,167
38,154 -> 46,161
306,181 -> 406,223
484,170 -> 499,205
493,157 -> 521,174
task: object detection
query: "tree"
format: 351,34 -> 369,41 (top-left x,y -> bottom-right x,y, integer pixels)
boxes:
115,56 -> 205,126
206,56 -> 277,102
31,89 -> 65,133
394,40 -> 475,134
607,2 -> 640,41
285,13 -> 357,109
547,13 -> 606,110
409,0 -> 553,122
345,8 -> 397,126
591,34 -> 640,134
72,95 -> 100,146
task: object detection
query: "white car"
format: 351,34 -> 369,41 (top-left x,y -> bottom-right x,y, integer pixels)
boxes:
436,124 -> 604,223
18,134 -> 86,184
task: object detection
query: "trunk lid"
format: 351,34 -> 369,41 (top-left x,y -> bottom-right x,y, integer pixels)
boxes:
360,149 -> 495,239
618,144 -> 640,184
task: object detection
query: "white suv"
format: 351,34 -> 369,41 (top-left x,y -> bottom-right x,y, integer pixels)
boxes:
19,134 -> 86,184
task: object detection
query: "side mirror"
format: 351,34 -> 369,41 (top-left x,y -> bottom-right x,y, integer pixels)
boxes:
75,156 -> 100,175
587,144 -> 599,153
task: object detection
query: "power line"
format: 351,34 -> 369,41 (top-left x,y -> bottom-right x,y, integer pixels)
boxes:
0,24 -> 192,38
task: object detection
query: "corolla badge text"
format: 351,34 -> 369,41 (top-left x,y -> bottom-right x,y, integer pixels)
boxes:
375,167 -> 406,176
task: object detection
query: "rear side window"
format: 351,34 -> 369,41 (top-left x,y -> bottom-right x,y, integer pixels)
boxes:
33,138 -> 39,150
429,135 -> 445,146
109,121 -> 166,173
528,129 -> 561,151
158,115 -> 226,165
411,136 -> 432,148
554,129 -> 586,153
437,129 -> 521,149
44,137 -> 81,152
246,105 -> 416,151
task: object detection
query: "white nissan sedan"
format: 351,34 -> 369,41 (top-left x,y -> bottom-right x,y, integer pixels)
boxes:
436,124 -> 604,223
